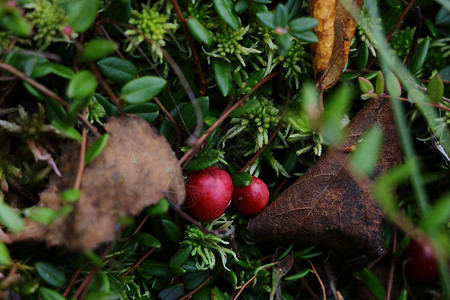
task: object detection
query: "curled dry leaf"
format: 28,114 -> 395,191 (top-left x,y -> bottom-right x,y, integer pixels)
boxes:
311,0 -> 363,90
13,116 -> 185,251
248,98 -> 401,255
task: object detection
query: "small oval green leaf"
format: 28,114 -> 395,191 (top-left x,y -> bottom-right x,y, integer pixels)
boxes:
288,17 -> 318,33
408,37 -> 430,74
170,246 -> 193,268
67,70 -> 98,100
349,126 -> 383,177
212,59 -> 234,97
122,76 -> 166,104
375,71 -> 385,95
289,30 -> 318,43
39,287 -> 66,300
85,134 -> 109,164
213,0 -> 240,30
356,42 -> 369,70
285,269 -> 311,280
0,9 -> 31,37
360,268 -> 386,300
427,75 -> 444,103
141,260 -> 169,277
0,242 -> 11,266
135,232 -> 162,248
26,207 -> 60,225
85,291 -> 120,300
32,62 -> 75,79
274,4 -> 288,28
358,77 -> 374,94
97,57 -> 138,84
35,262 -> 67,288
61,189 -> 81,203
80,39 -> 117,61
158,284 -> 184,300
385,72 -> 402,98
0,201 -> 25,233
256,12 -> 274,28
62,0 -> 99,33
123,103 -> 159,123
161,219 -> 183,243
186,17 -> 213,47
232,172 -> 252,188
51,120 -> 82,141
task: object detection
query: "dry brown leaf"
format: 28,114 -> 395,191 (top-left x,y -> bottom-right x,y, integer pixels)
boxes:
310,0 -> 337,83
247,99 -> 401,255
18,116 -> 184,251
311,0 -> 363,90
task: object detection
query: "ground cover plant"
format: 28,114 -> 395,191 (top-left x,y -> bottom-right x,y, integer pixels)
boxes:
0,0 -> 449,299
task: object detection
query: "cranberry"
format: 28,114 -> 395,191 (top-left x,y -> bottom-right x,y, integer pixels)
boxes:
402,238 -> 438,282
232,176 -> 269,215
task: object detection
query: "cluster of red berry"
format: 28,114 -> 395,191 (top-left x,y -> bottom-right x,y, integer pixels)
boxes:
184,166 -> 269,221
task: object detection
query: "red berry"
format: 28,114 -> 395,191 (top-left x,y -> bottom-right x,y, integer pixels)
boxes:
184,166 -> 233,221
402,239 -> 438,282
232,176 -> 269,215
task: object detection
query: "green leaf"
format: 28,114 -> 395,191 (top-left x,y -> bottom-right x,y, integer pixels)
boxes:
213,0 -> 240,30
256,12 -> 274,28
135,232 -> 161,248
285,269 -> 311,280
0,242 -> 10,266
211,287 -> 228,300
51,120 -> 82,141
358,77 -> 374,94
349,126 -> 384,177
321,85 -> 352,145
232,172 -> 252,188
79,39 -> 117,61
288,17 -> 318,33
97,57 -> 138,84
408,37 -> 430,75
427,75 -> 444,103
183,271 -> 210,291
0,8 -> 31,36
356,42 -> 369,70
385,71 -> 401,98
124,103 -> 159,123
84,250 -> 104,267
407,88 -> 425,103
0,201 -> 25,233
61,189 -> 81,203
375,71 -> 385,95
44,98 -> 67,124
62,0 -> 99,33
229,98 -> 260,117
39,287 -> 66,300
95,93 -> 120,117
294,246 -> 322,259
26,207 -> 61,225
274,4 -> 288,28
420,194 -> 450,230
212,59 -> 234,97
122,76 -> 166,104
67,70 -> 98,100
141,260 -> 169,277
170,246 -> 193,268
31,62 -> 75,79
436,7 -> 450,26
276,33 -> 292,57
104,0 -> 131,23
289,30 -> 318,43
35,262 -> 67,288
161,219 -> 183,243
85,291 -> 120,300
85,134 -> 109,164
359,268 -> 386,300
234,0 -> 249,14
145,198 -> 170,216
186,17 -> 213,47
158,284 -> 184,300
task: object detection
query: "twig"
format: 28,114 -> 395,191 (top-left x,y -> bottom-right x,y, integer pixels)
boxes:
386,227 -> 397,300
170,0 -> 207,96
121,248 -> 156,277
239,90 -> 291,172
401,259 -> 417,300
74,112 -> 87,189
0,81 -> 17,107
179,70 -> 281,166
63,267 -> 82,297
233,261 -> 280,300
308,260 -> 326,300
179,274 -> 213,300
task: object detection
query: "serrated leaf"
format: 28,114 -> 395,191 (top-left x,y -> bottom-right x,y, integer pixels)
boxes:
67,70 -> 98,100
0,201 -> 25,233
213,0 -> 240,30
121,76 -> 166,104
288,17 -> 318,33
256,12 -> 274,28
79,39 -> 117,61
35,262 -> 67,288
427,75 -> 444,103
85,134 -> 109,164
212,59 -> 234,97
62,0 -> 99,33
97,57 -> 138,84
